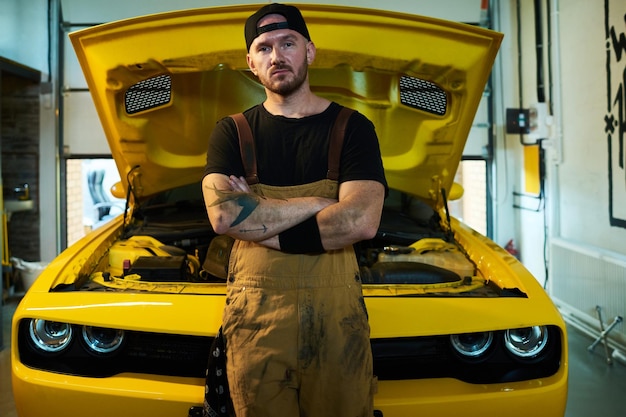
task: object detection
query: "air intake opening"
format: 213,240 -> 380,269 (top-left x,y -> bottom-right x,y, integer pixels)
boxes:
399,76 -> 447,116
125,74 -> 172,114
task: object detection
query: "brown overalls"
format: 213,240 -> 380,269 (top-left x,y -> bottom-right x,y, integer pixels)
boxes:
222,110 -> 376,417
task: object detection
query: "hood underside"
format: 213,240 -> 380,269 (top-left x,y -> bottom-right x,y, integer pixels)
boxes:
70,4 -> 502,209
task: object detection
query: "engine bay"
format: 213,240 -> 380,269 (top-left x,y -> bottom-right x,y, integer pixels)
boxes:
75,184 -> 509,297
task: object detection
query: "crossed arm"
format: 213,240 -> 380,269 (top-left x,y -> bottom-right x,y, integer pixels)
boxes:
202,173 -> 385,251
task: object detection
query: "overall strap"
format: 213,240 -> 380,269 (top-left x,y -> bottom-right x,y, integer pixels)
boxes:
230,112 -> 259,185
326,107 -> 355,181
230,106 -> 355,185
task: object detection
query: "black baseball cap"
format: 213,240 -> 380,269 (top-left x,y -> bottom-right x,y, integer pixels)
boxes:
245,3 -> 311,51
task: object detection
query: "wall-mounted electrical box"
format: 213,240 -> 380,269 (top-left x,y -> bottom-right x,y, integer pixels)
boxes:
506,108 -> 530,134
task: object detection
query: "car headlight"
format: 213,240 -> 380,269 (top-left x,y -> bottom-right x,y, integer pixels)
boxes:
504,326 -> 549,358
28,319 -> 73,353
450,331 -> 494,358
82,326 -> 125,354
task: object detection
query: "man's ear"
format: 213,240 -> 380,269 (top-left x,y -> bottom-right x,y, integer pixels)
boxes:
246,54 -> 257,76
306,41 -> 316,65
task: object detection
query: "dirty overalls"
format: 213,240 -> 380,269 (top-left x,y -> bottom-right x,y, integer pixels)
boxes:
222,111 -> 376,417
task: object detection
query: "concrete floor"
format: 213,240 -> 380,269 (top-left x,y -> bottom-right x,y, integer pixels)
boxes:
1,296 -> 625,417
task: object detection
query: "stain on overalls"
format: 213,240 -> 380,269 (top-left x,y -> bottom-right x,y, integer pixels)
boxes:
222,178 -> 376,417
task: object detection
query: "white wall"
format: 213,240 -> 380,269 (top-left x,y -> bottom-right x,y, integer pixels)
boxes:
491,0 -> 521,259
494,0 -> 626,287
493,0 -> 550,283
555,0 -> 624,249
0,0 -> 49,73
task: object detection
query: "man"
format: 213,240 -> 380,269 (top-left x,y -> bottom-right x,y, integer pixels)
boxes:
202,4 -> 387,416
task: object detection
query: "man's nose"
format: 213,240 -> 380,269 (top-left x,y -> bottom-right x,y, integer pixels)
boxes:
270,48 -> 284,65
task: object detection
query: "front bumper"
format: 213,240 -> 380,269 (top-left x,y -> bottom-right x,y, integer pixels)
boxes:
12,361 -> 567,417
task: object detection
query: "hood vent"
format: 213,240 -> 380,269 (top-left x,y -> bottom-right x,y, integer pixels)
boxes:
125,74 -> 172,114
400,75 -> 447,116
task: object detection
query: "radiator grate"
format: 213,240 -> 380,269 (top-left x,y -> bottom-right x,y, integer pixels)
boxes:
550,238 -> 626,350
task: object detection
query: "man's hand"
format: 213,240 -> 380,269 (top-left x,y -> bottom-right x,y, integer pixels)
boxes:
203,174 -> 384,251
227,175 -> 252,193
203,173 -> 335,243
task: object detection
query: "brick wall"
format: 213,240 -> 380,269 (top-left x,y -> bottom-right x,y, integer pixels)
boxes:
65,159 -> 85,247
1,76 -> 40,262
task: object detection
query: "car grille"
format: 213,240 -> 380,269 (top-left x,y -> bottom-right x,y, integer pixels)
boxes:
18,320 -> 561,384
18,319 -> 212,378
372,326 -> 562,384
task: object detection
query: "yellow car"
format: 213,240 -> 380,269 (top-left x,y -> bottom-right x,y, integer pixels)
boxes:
11,4 -> 567,417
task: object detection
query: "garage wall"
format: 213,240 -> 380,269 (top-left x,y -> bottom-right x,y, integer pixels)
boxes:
496,0 -> 626,349
0,0 -> 58,262
552,0 -> 625,252
0,0 -> 48,73
549,0 -> 626,348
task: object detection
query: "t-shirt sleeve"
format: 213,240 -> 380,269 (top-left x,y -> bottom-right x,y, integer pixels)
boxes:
339,112 -> 388,193
203,117 -> 246,179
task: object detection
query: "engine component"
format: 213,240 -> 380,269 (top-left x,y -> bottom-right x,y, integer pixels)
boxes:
127,255 -> 187,281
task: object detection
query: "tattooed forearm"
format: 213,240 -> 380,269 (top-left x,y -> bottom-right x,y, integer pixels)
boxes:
208,186 -> 261,227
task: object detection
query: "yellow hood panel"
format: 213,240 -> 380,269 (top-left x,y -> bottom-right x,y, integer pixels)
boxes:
70,4 -> 502,208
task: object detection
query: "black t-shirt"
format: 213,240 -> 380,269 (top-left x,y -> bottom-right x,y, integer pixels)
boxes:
204,102 -> 387,189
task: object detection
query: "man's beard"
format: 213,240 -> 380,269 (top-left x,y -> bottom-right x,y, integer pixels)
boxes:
260,58 -> 308,96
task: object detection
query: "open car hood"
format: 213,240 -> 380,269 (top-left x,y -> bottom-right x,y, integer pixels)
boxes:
70,4 -> 502,210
